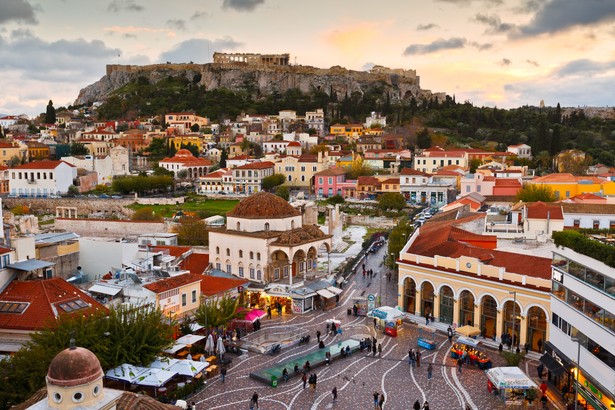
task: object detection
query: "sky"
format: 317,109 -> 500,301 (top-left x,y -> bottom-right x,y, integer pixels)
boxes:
1,0 -> 615,117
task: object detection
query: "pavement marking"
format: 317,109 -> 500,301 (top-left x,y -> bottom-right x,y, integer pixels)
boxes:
409,358 -> 427,403
440,345 -> 466,409
451,364 -> 478,410
381,353 -> 404,408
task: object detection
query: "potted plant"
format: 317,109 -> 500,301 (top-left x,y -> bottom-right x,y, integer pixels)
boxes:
525,387 -> 539,406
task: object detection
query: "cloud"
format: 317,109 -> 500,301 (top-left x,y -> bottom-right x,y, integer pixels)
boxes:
474,13 -> 514,34
553,59 -> 615,78
159,37 -> 242,63
362,62 -> 375,71
107,0 -> 144,13
499,58 -> 512,66
191,10 -> 209,20
434,0 -> 503,5
122,33 -> 137,39
222,0 -> 265,12
526,59 -> 539,66
105,25 -> 176,37
512,0 -> 545,14
514,0 -> 615,37
403,37 -> 466,55
166,19 -> 186,31
0,0 -> 38,24
417,23 -> 438,31
469,41 -> 493,50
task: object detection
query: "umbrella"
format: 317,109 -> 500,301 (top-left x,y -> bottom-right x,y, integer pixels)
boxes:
169,360 -> 208,377
134,368 -> 177,387
105,364 -> 148,383
456,325 -> 481,337
216,336 -> 226,356
243,309 -> 266,322
149,357 -> 179,370
176,334 -> 206,345
175,400 -> 188,410
205,334 -> 215,355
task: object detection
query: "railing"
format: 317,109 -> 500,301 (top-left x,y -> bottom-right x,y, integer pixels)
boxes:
484,223 -> 523,234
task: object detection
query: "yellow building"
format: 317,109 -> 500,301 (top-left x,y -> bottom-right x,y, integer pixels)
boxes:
25,141 -> 51,161
397,217 -> 551,351
169,134 -> 204,152
79,140 -> 115,156
165,112 -> 209,134
143,273 -> 203,320
329,123 -> 365,139
0,141 -> 26,165
530,173 -> 615,200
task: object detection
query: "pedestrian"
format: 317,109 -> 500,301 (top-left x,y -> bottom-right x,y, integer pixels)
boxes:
447,326 -> 453,343
422,401 -> 430,410
317,330 -> 321,343
362,263 -> 366,271
537,364 -> 545,379
325,351 -> 331,365
301,372 -> 307,389
267,305 -> 272,319
373,318 -> 377,329
425,314 -> 429,325
410,350 -> 416,368
457,357 -> 463,374
332,386 -> 337,402
525,342 -> 530,354
373,392 -> 379,410
372,343 -> 377,356
540,394 -> 548,409
540,381 -> 548,396
313,373 -> 318,389
516,345 -> 521,355
378,343 -> 382,357
378,394 -> 385,410
413,400 -> 421,410
220,365 -> 227,383
538,338 -> 543,353
251,392 -> 259,409
499,342 -> 503,353
408,349 -> 412,365
427,363 -> 433,387
282,367 -> 289,382
331,323 -> 337,336
416,350 -> 421,367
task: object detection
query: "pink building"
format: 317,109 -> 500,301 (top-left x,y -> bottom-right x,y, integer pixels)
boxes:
313,167 -> 356,198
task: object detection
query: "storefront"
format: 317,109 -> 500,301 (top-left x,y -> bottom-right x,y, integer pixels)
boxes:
541,342 -> 573,394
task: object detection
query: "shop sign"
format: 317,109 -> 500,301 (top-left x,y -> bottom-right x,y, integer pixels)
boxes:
552,269 -> 564,283
292,298 -> 304,314
367,294 -> 376,311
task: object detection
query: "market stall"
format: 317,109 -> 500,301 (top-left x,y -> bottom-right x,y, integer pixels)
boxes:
417,325 -> 437,350
351,298 -> 369,316
486,366 -> 538,406
368,306 -> 405,337
450,336 -> 492,369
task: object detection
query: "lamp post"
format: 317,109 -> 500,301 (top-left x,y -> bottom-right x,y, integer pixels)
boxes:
327,251 -> 331,275
509,290 -> 517,351
571,336 -> 582,410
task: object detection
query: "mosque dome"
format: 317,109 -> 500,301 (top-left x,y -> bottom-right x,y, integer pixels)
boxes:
47,346 -> 103,387
227,191 -> 300,219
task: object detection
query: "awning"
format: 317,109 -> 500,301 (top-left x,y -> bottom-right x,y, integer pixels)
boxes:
88,284 -> 122,297
7,260 -> 54,272
327,286 -> 343,295
539,353 -> 565,376
316,289 -> 336,299
163,343 -> 186,354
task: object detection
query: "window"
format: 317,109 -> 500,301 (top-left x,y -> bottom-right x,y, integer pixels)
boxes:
227,264 -> 232,274
257,252 -> 261,260
226,248 -> 230,256
237,222 -> 241,230
565,191 -> 570,198
319,177 -> 323,184
216,262 -> 221,270
593,220 -> 600,229
477,185 -> 481,192
239,250 -> 243,257
182,293 -> 187,306
283,266 -> 289,278
192,290 -> 197,303
257,270 -> 262,280
328,177 -> 333,184
573,220 -> 580,228
250,268 -> 255,279
264,223 -> 270,231
239,267 -> 244,277
250,251 -> 254,259
274,268 -> 280,280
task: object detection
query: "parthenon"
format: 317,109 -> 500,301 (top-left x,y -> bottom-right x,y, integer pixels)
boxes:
213,52 -> 290,66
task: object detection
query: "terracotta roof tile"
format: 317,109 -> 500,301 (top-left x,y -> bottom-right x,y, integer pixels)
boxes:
0,278 -> 107,331
561,203 -> 615,215
314,167 -> 347,176
200,276 -> 248,297
235,161 -> 274,170
180,253 -> 210,275
526,202 -> 563,219
10,160 -> 76,170
401,168 -> 430,176
143,273 -> 203,294
227,191 -> 300,219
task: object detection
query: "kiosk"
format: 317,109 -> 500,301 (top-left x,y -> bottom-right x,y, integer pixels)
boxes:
367,307 -> 405,338
417,325 -> 437,350
451,337 -> 492,369
486,367 -> 537,406
352,298 -> 369,316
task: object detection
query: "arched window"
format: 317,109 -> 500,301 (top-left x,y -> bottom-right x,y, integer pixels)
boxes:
291,220 -> 295,229
250,251 -> 254,259
216,246 -> 220,254
226,248 -> 230,256
257,252 -> 261,261
236,222 -> 241,230
239,250 -> 243,257
264,222 -> 270,231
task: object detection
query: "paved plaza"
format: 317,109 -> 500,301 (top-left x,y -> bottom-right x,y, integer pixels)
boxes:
192,242 -> 549,410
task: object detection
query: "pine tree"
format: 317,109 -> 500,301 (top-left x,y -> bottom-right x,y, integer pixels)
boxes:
45,100 -> 56,124
219,148 -> 228,168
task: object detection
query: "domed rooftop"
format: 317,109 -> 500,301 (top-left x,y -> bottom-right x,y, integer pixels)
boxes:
175,149 -> 194,157
47,346 -> 103,387
227,191 -> 301,219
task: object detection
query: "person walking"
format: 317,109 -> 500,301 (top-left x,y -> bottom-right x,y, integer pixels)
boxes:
267,306 -> 272,319
422,401 -> 430,410
220,365 -> 227,383
251,392 -> 259,410
427,363 -> 433,388
302,372 -> 307,389
413,400 -> 421,410
457,357 -> 463,374
378,343 -> 382,357
416,350 -> 421,368
499,342 -> 503,353
447,326 -> 453,343
282,367 -> 289,382
537,364 -> 545,379
373,392 -> 380,409
425,314 -> 429,325
372,343 -> 377,356
378,394 -> 385,410
332,386 -> 338,402
316,330 -> 321,343
408,349 -> 413,365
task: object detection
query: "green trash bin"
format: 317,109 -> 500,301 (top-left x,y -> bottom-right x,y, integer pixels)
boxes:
271,375 -> 278,388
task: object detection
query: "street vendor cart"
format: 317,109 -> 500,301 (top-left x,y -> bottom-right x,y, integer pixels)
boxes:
450,336 -> 492,369
367,306 -> 405,337
417,325 -> 437,350
486,366 -> 538,406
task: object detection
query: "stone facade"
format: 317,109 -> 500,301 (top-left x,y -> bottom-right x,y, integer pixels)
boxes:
54,218 -> 169,238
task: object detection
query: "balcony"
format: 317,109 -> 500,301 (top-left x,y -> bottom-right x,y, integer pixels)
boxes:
27,179 -> 36,184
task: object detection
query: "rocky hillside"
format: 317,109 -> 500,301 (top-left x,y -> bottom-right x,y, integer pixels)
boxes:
74,62 -> 445,106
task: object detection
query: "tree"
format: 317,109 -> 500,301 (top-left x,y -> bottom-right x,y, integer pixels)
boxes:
326,195 -> 345,204
173,216 -> 209,246
45,100 -> 56,124
219,148 -> 228,168
557,151 -> 592,175
275,185 -> 290,200
67,185 -> 80,197
194,293 -> 240,330
147,137 -> 170,158
132,206 -> 163,221
262,173 -> 286,191
416,127 -> 431,149
386,218 -> 414,269
152,164 -> 174,177
469,158 -> 482,173
516,184 -> 556,202
177,169 -> 189,179
190,123 -> 200,132
377,192 -> 406,212
69,142 -> 89,156
345,156 -> 374,179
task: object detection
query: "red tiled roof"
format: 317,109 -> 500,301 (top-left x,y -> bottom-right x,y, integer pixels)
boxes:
357,176 -> 381,186
159,149 -> 212,166
483,176 -> 496,182
10,160 -> 76,170
150,245 -> 191,258
228,155 -> 253,160
532,173 -> 577,183
0,278 -> 107,331
143,273 -> 203,294
494,178 -> 521,187
381,178 -> 399,184
401,168 -> 430,176
235,161 -> 275,170
200,276 -> 247,297
287,141 -> 301,147
314,167 -> 347,176
180,253 -> 210,275
526,202 -> 563,219
0,142 -> 16,148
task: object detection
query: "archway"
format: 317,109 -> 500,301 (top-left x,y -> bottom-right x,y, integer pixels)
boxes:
420,282 -> 434,318
527,306 -> 547,352
459,290 -> 475,327
502,300 -> 522,347
292,249 -> 307,277
307,247 -> 318,273
439,286 -> 454,324
403,277 -> 416,313
480,295 -> 498,340
270,250 -> 290,281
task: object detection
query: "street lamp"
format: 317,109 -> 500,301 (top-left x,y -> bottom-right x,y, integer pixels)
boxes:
509,291 -> 517,351
571,336 -> 583,410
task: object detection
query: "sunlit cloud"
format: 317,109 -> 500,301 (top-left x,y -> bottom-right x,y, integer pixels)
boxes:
104,25 -> 176,37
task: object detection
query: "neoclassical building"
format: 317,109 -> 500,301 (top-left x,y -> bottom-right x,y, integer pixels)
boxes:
208,192 -> 332,284
397,217 -> 552,351
158,149 -> 212,178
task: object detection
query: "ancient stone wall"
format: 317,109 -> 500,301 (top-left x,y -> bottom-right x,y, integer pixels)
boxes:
54,218 -> 169,237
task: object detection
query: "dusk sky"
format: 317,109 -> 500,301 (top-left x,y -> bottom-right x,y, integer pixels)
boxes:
1,0 -> 615,117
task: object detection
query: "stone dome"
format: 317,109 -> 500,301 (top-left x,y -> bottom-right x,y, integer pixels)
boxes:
175,149 -> 194,157
47,346 -> 104,387
227,191 -> 301,219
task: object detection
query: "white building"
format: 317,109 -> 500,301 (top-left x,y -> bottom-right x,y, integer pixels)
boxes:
413,147 -> 468,174
263,140 -> 291,153
507,144 -> 532,159
548,244 -> 615,409
0,116 -> 19,128
61,146 -> 130,184
400,168 -> 455,206
9,160 -> 77,197
561,203 -> 615,230
305,109 -> 325,136
364,111 -> 387,129
198,168 -> 233,194
232,161 -> 275,194
158,149 -> 212,178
